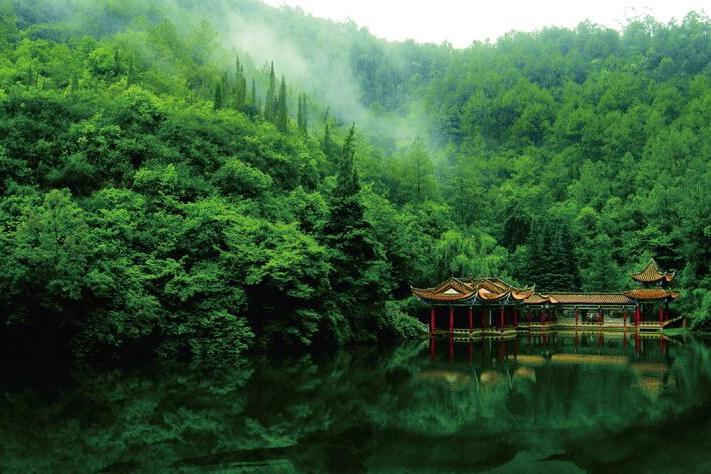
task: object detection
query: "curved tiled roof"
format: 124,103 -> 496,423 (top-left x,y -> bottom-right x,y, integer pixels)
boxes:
523,293 -> 555,305
545,293 -> 633,305
411,277 -> 477,302
623,288 -> 680,300
413,272 -> 681,306
631,259 -> 676,283
411,287 -> 476,302
411,276 -> 533,304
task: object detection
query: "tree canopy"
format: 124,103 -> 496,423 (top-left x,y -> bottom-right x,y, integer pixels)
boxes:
1,0 -> 710,359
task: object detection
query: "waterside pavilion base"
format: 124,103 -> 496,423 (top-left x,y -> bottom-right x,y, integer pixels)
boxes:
428,317 -> 684,340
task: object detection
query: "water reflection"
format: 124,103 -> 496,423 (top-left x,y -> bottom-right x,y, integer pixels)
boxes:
2,335 -> 711,473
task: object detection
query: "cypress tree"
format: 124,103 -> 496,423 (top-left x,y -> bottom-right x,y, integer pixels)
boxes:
264,62 -> 276,120
297,94 -> 308,136
321,110 -> 338,163
113,49 -> 121,76
26,64 -> 34,87
276,75 -> 288,132
239,76 -> 247,108
235,54 -> 242,77
234,55 -> 247,110
297,95 -> 303,132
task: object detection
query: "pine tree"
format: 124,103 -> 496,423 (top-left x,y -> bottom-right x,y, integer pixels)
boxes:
251,79 -> 256,107
525,219 -> 580,291
559,222 -> 581,290
323,125 -> 391,341
526,219 -> 546,288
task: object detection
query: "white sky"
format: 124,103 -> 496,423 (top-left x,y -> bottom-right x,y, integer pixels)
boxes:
262,0 -> 709,47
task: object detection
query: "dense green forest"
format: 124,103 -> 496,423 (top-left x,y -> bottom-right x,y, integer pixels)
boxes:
0,0 -> 710,358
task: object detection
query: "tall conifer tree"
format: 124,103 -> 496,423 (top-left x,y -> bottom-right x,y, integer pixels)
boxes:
323,125 -> 391,341
213,81 -> 223,110
321,110 -> 338,163
276,75 -> 288,132
297,94 -> 308,136
264,62 -> 276,120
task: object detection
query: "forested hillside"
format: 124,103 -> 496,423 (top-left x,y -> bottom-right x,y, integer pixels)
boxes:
0,0 -> 709,359
423,16 -> 711,317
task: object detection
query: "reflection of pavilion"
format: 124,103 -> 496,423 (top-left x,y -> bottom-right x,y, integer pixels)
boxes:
424,334 -> 673,397
412,259 -> 680,335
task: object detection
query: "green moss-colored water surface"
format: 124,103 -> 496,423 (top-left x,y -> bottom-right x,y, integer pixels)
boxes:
2,334 -> 711,473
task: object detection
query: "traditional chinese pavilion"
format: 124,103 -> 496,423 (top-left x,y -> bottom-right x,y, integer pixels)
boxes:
411,258 -> 680,335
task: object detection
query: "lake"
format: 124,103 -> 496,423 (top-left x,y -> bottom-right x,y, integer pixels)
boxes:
2,333 -> 711,473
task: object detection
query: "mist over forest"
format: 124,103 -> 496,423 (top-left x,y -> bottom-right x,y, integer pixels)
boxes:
0,0 -> 710,358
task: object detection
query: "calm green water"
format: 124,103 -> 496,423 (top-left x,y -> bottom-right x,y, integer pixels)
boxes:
2,334 -> 711,473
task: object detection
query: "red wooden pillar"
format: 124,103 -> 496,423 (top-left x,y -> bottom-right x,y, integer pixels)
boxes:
540,309 -> 544,324
600,309 -> 604,326
449,306 -> 454,334
513,308 -> 518,328
430,307 -> 436,334
527,310 -> 532,323
659,304 -> 663,327
623,309 -> 628,329
499,307 -> 505,329
635,305 -> 641,326
468,307 -> 473,331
